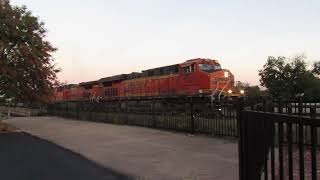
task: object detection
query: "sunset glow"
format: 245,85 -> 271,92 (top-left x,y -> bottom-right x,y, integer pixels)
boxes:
11,0 -> 320,85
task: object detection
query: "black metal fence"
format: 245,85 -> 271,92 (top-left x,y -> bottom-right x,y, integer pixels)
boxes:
47,96 -> 320,180
272,100 -> 320,116
47,97 -> 239,137
239,99 -> 320,180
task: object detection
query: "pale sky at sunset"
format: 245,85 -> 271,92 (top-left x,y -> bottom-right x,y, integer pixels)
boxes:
11,0 -> 320,85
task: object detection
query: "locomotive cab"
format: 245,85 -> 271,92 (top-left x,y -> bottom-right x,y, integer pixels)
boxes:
198,62 -> 221,73
179,59 -> 234,97
201,61 -> 234,96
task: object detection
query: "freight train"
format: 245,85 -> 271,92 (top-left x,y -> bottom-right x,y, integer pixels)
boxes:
53,58 -> 242,102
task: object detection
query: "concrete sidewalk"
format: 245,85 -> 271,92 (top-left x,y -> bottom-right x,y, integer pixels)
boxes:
6,116 -> 238,180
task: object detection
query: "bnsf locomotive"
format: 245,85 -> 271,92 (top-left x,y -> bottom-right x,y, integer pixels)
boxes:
53,58 -> 240,101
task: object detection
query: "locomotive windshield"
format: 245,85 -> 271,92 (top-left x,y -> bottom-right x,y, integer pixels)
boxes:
198,64 -> 221,73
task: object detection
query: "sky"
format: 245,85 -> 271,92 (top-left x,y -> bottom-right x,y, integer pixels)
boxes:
11,0 -> 320,85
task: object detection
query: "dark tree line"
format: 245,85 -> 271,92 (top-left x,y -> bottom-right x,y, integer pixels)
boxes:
259,55 -> 320,100
0,0 -> 60,104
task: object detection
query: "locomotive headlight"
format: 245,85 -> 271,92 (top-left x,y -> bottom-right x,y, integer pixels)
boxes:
228,89 -> 232,94
240,90 -> 245,94
224,71 -> 229,78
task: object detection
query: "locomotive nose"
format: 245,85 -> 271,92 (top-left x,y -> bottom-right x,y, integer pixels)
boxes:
209,70 -> 234,90
210,70 -> 232,82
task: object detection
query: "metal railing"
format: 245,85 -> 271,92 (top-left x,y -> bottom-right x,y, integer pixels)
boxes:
0,106 -> 44,117
239,99 -> 320,180
48,96 -> 320,180
48,97 -> 240,137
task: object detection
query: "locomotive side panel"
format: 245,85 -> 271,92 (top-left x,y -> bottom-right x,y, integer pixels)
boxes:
70,87 -> 88,101
52,58 -> 238,101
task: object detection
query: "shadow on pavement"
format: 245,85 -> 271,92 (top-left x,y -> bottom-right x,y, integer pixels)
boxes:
0,132 -> 132,180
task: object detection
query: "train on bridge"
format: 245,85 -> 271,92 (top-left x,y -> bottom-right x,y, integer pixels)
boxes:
53,58 -> 244,102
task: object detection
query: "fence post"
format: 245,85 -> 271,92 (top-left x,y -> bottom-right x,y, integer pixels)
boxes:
105,101 -> 109,122
236,97 -> 245,180
262,98 -> 267,112
278,99 -> 283,113
65,103 -> 68,118
310,106 -> 317,179
310,107 -> 316,118
54,104 -> 57,116
76,102 -> 80,120
8,109 -> 11,118
298,98 -> 303,116
118,100 -> 122,124
288,102 -> 292,114
297,97 -> 305,178
89,102 -> 93,121
190,98 -> 195,134
124,101 -> 128,125
152,100 -> 156,128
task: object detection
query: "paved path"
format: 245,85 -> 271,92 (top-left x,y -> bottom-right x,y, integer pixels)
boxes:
6,116 -> 238,180
0,133 -> 131,180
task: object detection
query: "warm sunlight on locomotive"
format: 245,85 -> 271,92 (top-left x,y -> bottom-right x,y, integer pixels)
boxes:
53,58 -> 241,102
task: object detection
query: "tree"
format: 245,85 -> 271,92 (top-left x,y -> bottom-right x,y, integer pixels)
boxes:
259,56 -> 289,97
312,61 -> 320,76
0,0 -> 60,103
244,85 -> 261,97
259,55 -> 320,99
235,81 -> 263,97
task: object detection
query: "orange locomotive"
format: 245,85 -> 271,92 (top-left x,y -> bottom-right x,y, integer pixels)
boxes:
53,58 -> 238,101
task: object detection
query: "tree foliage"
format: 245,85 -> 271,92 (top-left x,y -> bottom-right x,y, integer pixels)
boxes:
312,61 -> 320,76
244,85 -> 262,97
0,0 -> 59,103
259,55 -> 320,99
235,81 -> 263,97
